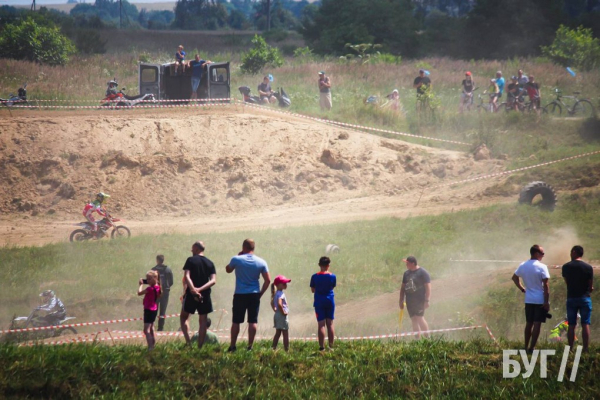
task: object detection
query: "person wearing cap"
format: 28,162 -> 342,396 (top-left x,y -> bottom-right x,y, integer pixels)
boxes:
226,239 -> 271,352
310,256 -> 336,351
459,71 -> 475,113
271,275 -> 291,351
318,71 -> 332,111
512,244 -> 550,353
399,256 -> 431,339
258,76 -> 276,105
413,69 -> 431,97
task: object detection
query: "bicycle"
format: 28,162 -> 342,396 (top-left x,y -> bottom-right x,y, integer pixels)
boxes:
543,88 -> 595,118
476,90 -> 497,113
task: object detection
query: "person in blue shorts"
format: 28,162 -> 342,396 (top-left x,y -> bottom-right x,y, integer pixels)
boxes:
310,256 -> 336,351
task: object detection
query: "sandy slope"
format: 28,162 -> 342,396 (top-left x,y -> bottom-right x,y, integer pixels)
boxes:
0,106 -> 505,245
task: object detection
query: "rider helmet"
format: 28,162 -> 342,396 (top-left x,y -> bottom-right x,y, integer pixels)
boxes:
96,192 -> 110,203
40,290 -> 55,298
107,80 -> 118,88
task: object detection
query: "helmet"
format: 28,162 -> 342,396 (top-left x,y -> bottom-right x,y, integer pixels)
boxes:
96,192 -> 110,203
107,80 -> 118,88
40,290 -> 54,297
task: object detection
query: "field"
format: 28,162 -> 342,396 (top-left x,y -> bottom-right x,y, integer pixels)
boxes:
1,29 -> 600,397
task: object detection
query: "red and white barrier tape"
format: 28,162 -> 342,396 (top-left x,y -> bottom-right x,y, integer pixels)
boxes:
0,313 -> 181,334
8,103 -> 233,110
236,100 -> 471,146
14,98 -> 232,103
434,149 -> 600,189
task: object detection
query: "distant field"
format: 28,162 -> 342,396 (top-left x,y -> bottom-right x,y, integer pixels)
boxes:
15,2 -> 177,12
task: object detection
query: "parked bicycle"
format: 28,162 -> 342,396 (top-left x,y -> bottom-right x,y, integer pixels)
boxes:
543,89 -> 595,118
476,90 -> 496,113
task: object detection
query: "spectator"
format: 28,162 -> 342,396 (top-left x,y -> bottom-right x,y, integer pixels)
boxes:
562,245 -> 594,352
525,75 -> 541,111
191,317 -> 219,345
36,290 -> 66,326
495,71 -> 505,108
517,69 -> 529,88
487,78 -> 500,112
507,76 -> 521,111
399,256 -> 431,339
180,241 -> 216,349
310,256 -> 336,351
512,244 -> 550,353
138,270 -> 162,351
271,275 -> 291,351
459,71 -> 475,113
413,69 -> 431,98
258,76 -> 276,105
189,54 -> 212,100
388,89 -> 401,112
318,71 -> 332,111
152,254 -> 174,331
226,239 -> 271,352
175,45 -> 186,75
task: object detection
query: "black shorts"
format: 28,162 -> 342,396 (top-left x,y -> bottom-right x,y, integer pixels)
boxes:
232,293 -> 261,324
406,298 -> 426,318
144,309 -> 158,324
525,303 -> 547,323
183,293 -> 213,315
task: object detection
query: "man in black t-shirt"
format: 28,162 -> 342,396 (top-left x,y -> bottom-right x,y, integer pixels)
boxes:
258,76 -> 276,105
562,245 -> 594,352
413,69 -> 431,96
399,256 -> 431,339
180,241 -> 217,348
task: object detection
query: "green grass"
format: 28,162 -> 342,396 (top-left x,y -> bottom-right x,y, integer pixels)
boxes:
1,339 -> 598,398
3,189 -> 600,338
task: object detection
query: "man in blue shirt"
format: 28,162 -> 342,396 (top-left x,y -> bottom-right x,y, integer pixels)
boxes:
225,239 -> 271,351
495,71 -> 505,97
310,256 -> 337,351
188,54 -> 212,100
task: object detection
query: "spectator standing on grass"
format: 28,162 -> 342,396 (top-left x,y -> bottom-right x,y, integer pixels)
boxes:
318,71 -> 332,111
138,270 -> 162,351
271,275 -> 292,351
413,69 -> 431,97
189,54 -> 212,100
517,69 -> 529,88
180,241 -> 216,349
258,76 -> 276,105
488,79 -> 500,112
512,244 -> 550,353
399,256 -> 431,339
495,71 -> 505,108
459,71 -> 475,113
152,255 -> 173,331
226,239 -> 271,352
311,256 -> 336,351
562,245 -> 594,352
525,75 -> 541,110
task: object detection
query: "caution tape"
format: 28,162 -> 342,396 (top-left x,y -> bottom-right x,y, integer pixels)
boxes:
236,100 -> 471,146
8,102 -> 233,110
450,259 -> 521,263
15,98 -> 232,103
0,313 -> 181,334
433,149 -> 600,189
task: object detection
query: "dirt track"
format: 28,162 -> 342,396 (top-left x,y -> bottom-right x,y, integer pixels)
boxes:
0,106 -> 508,246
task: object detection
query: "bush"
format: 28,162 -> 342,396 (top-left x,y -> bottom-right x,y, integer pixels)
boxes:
75,29 -> 107,54
542,25 -> 600,71
240,35 -> 284,75
0,18 -> 76,66
374,52 -> 402,65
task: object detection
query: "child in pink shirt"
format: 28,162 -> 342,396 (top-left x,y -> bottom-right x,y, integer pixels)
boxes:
138,270 -> 162,350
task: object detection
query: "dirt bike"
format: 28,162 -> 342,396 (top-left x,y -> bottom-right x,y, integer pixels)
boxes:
101,78 -> 156,108
272,87 -> 291,107
70,210 -> 131,242
239,86 -> 291,107
0,83 -> 28,107
238,86 -> 261,104
4,310 -> 77,342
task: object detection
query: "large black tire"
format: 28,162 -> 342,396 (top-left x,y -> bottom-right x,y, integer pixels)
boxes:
111,225 -> 131,239
55,327 -> 77,337
70,229 -> 90,242
572,100 -> 595,118
518,181 -> 557,211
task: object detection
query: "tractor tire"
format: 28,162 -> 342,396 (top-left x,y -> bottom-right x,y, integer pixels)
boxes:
518,181 -> 557,211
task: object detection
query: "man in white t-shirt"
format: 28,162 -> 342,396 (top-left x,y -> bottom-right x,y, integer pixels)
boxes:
512,244 -> 550,353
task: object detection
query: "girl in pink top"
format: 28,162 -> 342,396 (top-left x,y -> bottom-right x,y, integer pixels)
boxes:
138,270 -> 162,350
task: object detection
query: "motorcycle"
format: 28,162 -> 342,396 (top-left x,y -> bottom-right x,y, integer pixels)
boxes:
101,78 -> 156,108
0,83 -> 28,107
70,210 -> 131,242
238,86 -> 261,104
239,86 -> 291,108
4,310 -> 77,342
272,87 -> 291,108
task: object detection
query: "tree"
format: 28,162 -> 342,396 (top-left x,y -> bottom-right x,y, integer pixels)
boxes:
0,18 -> 76,65
542,25 -> 600,70
172,0 -> 228,30
240,34 -> 284,75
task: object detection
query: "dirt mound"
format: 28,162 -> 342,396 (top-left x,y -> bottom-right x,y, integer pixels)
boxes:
0,107 -> 503,220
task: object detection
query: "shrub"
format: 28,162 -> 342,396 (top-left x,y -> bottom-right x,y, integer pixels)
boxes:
240,35 -> 284,75
541,25 -> 600,71
374,53 -> 402,65
0,18 -> 76,66
75,29 -> 107,54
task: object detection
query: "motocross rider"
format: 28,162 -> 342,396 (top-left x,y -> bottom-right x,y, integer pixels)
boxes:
106,80 -> 118,98
36,290 -> 66,326
82,192 -> 110,237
